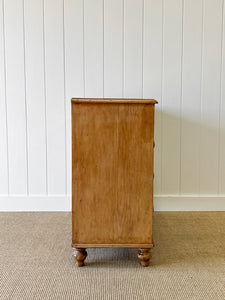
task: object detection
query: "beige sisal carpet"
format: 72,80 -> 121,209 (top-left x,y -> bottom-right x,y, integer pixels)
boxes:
0,212 -> 224,299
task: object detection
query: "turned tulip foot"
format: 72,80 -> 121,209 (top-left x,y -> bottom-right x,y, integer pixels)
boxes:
138,248 -> 152,267
72,248 -> 87,267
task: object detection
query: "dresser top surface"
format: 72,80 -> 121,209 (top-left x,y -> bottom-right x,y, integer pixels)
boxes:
71,98 -> 158,104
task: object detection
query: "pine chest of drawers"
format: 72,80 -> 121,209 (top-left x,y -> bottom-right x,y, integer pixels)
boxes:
71,98 -> 157,266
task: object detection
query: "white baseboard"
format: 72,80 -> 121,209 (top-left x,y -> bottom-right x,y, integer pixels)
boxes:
0,195 -> 225,212
154,195 -> 225,211
0,195 -> 71,212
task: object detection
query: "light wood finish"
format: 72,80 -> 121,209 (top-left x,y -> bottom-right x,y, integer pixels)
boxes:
72,98 -> 157,104
72,98 -> 157,266
71,243 -> 154,249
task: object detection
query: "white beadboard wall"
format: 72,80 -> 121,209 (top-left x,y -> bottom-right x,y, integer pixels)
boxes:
0,0 -> 225,211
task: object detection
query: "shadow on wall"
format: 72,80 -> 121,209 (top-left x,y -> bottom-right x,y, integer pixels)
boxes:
153,108 -> 225,195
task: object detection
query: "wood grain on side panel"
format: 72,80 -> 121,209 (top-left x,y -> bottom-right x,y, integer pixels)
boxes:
72,103 -> 118,244
72,101 -> 155,246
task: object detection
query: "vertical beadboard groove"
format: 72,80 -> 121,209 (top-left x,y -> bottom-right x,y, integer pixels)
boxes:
104,0 -> 123,97
24,0 -> 48,194
122,0 -> 124,98
180,0 -> 202,194
179,0 -> 184,194
200,0 -> 222,194
161,0 -> 165,194
2,0 -> 9,194
143,0 -> 163,194
84,0 -> 104,97
102,0 -> 105,97
141,0 -> 144,99
218,0 -> 225,194
22,0 -> 29,195
161,0 -> 183,194
4,0 -> 28,194
62,0 -> 67,195
44,0 -> 66,194
161,0 -> 164,194
83,0 -> 85,97
221,0 -> 225,194
43,0 -> 48,195
221,9 -> 225,194
64,0 -> 84,195
199,0 -> 204,195
199,0 -> 204,196
124,0 -> 143,98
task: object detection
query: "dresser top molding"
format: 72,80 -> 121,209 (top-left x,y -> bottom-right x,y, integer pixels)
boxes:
71,98 -> 158,104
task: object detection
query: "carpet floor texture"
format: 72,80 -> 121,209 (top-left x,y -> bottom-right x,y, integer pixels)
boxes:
0,212 -> 224,299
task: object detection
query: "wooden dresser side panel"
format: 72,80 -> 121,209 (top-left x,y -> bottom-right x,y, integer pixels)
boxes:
116,104 -> 154,244
72,103 -> 118,244
72,103 -> 154,245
